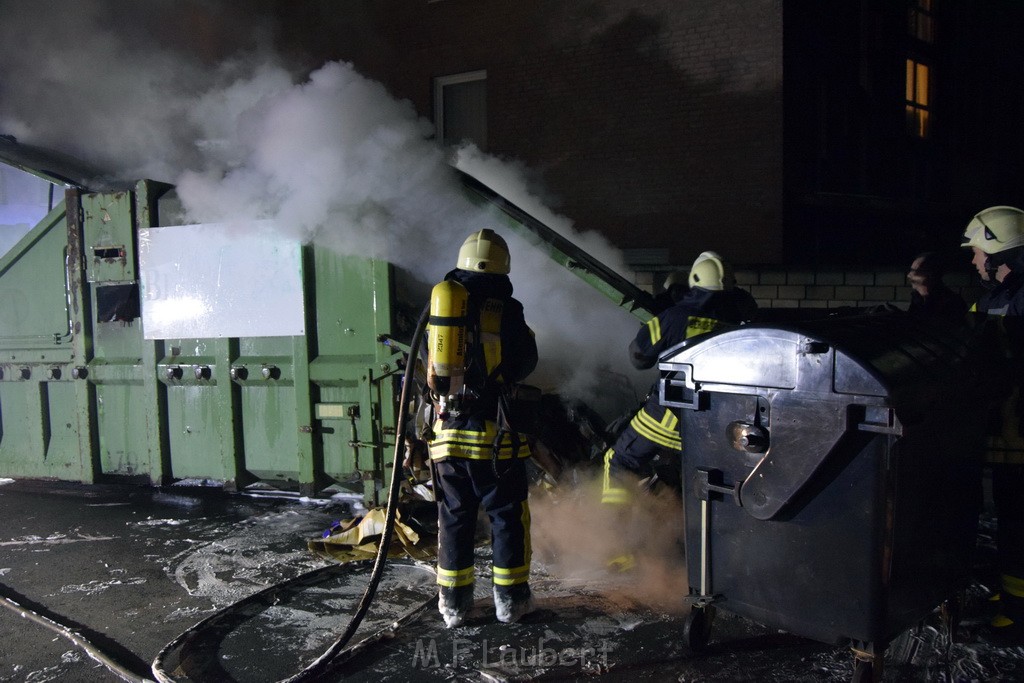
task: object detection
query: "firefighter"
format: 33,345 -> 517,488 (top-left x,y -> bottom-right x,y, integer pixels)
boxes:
962,205 -> 1024,643
652,270 -> 690,313
602,252 -> 757,523
906,251 -> 967,324
423,228 -> 538,628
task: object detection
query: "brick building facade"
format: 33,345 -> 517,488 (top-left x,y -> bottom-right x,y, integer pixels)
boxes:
276,0 -> 1024,282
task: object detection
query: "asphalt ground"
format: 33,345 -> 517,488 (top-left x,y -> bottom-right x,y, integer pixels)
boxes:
0,478 -> 1022,682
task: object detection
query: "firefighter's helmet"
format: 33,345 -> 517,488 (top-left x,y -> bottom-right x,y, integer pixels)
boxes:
688,251 -> 732,291
962,206 -> 1024,255
457,229 -> 510,274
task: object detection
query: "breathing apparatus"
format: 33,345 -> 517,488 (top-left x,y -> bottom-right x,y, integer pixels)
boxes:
426,229 -> 511,419
427,279 -> 469,419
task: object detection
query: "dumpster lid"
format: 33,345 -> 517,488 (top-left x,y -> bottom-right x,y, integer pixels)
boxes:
658,312 -> 976,400
0,135 -> 117,191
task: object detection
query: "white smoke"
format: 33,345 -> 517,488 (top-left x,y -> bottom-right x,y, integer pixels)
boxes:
0,0 -> 651,417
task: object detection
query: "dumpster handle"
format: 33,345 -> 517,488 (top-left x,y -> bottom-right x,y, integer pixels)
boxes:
695,468 -> 743,599
694,468 -> 742,506
700,499 -> 710,596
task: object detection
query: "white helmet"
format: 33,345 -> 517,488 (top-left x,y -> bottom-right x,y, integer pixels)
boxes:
688,251 -> 733,291
962,206 -> 1024,255
457,228 -> 510,274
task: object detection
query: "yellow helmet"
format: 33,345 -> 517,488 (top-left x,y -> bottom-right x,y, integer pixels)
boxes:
457,229 -> 510,274
688,251 -> 733,291
962,206 -> 1024,255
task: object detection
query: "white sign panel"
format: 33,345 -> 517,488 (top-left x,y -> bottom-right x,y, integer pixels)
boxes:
138,222 -> 305,340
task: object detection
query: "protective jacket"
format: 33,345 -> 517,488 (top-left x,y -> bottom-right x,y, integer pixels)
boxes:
603,286 -> 758,504
424,268 -> 536,594
972,264 -> 1024,629
908,284 -> 967,325
628,287 -> 758,371
426,269 -> 537,462
972,270 -> 1024,465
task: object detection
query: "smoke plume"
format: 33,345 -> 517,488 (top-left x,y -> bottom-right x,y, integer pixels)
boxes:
530,469 -> 688,613
0,0 -> 651,417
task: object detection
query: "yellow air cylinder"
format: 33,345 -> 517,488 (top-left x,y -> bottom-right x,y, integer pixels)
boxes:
427,279 -> 469,402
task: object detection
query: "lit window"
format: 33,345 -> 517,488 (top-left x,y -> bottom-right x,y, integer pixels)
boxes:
905,58 -> 930,138
908,0 -> 935,43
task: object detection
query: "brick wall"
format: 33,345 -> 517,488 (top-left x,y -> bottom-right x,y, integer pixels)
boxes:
635,267 -> 980,311
306,0 -> 786,266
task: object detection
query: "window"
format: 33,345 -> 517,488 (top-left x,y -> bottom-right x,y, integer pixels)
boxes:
908,0 -> 935,43
433,71 -> 487,149
905,58 -> 931,138
0,165 -> 55,257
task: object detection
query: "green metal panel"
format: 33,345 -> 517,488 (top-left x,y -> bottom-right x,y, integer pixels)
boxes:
0,195 -> 95,482
0,204 -> 74,348
158,338 -> 240,484
90,322 -> 153,478
310,250 -> 400,504
235,336 -> 303,484
0,174 -> 404,502
82,192 -> 136,283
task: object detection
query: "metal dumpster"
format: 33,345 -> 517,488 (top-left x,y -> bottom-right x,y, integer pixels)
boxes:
0,141 -> 656,503
658,312 -> 990,680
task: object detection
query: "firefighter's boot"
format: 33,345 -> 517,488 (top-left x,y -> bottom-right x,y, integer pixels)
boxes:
494,583 -> 536,624
438,584 -> 474,628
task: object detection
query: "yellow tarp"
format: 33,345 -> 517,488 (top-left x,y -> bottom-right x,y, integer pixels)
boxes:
308,508 -> 437,563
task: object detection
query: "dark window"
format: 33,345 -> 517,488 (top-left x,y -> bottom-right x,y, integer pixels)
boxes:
433,71 -> 487,149
908,0 -> 935,44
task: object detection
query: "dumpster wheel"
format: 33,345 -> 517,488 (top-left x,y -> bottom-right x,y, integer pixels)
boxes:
681,605 -> 715,655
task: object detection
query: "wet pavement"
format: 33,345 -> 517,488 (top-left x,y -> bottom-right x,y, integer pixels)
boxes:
0,478 -> 1022,682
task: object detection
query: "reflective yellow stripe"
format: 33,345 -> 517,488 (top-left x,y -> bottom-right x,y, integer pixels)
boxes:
493,563 -> 531,586
992,613 -> 1016,628
685,316 -> 720,339
429,420 -> 530,460
646,316 -> 662,345
607,553 -> 636,572
1002,574 -> 1024,598
602,448 -> 632,505
631,410 -> 682,450
436,565 -> 475,588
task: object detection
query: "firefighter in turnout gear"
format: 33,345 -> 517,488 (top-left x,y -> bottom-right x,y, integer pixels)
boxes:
962,205 -> 1024,643
424,229 -> 539,628
602,252 -> 757,546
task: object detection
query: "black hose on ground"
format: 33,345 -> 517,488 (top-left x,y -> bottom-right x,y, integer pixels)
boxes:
278,303 -> 431,683
0,588 -> 155,683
